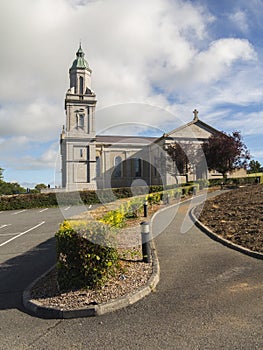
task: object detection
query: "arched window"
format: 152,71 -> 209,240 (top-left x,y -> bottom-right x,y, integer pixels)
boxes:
114,156 -> 122,177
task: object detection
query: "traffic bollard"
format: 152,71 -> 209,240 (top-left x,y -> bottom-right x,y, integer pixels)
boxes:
140,221 -> 151,263
143,200 -> 148,217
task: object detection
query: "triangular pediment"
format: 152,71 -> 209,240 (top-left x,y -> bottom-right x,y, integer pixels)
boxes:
164,118 -> 220,140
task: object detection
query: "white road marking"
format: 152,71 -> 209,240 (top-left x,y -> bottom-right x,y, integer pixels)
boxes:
0,221 -> 45,247
0,233 -> 19,236
12,209 -> 27,215
64,206 -> 71,211
0,224 -> 11,229
39,208 -> 48,213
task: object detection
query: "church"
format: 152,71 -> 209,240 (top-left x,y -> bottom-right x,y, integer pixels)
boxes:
60,46 -> 224,191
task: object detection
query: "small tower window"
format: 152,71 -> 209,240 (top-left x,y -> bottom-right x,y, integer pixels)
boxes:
80,149 -> 83,158
79,76 -> 84,95
79,114 -> 84,128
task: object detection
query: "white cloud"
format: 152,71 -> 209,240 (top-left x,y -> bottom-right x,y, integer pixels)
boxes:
229,10 -> 249,33
0,136 -> 59,172
193,38 -> 256,83
0,99 -> 63,141
0,0 -> 263,181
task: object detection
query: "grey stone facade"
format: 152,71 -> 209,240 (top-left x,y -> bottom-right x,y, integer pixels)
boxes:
60,47 -> 221,191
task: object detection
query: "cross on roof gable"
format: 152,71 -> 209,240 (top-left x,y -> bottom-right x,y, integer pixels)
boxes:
161,115 -> 221,141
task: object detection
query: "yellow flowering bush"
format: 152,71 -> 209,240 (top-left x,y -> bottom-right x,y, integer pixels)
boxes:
55,220 -> 118,291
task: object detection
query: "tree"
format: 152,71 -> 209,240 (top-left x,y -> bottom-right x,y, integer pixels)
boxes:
35,183 -> 47,192
0,168 -> 27,195
248,160 -> 261,174
202,131 -> 250,179
166,142 -> 199,182
167,143 -> 189,175
0,181 -> 26,195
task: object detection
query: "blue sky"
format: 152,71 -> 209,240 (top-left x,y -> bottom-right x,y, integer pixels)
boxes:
0,0 -> 263,187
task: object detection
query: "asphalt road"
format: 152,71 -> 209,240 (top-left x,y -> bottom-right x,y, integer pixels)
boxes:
0,196 -> 262,350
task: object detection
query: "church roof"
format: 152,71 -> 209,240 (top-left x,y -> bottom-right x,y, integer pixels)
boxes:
96,135 -> 158,145
70,44 -> 91,71
95,113 -> 220,145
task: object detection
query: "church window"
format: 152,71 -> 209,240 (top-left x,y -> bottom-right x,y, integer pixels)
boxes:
135,158 -> 142,177
79,76 -> 84,95
114,156 -> 122,177
79,114 -> 84,128
96,156 -> 101,177
80,149 -> 83,158
154,157 -> 158,176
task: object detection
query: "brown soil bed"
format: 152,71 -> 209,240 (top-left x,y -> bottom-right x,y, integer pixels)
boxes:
195,184 -> 263,253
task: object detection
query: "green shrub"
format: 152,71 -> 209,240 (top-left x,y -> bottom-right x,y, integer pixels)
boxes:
124,197 -> 144,218
146,192 -> 162,205
55,221 -> 118,291
181,186 -> 191,196
174,188 -> 182,198
0,181 -> 201,211
195,179 -> 209,190
100,209 -> 126,228
208,176 -> 257,187
100,197 -> 144,225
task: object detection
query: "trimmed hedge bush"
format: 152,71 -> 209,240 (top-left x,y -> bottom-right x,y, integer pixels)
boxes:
55,221 -> 118,291
208,176 -> 259,187
0,182 -> 203,211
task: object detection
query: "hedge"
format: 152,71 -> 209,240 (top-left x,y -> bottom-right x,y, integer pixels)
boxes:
55,221 -> 119,291
0,181 -> 205,211
208,176 -> 260,187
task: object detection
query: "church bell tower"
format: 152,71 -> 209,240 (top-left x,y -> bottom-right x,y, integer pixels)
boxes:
61,45 -> 97,190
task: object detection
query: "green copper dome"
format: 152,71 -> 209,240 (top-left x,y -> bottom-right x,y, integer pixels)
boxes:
70,44 -> 91,71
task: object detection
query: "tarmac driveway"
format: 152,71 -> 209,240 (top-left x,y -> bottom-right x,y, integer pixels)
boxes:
0,195 -> 262,349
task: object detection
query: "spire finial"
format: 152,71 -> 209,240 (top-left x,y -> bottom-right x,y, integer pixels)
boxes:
76,42 -> 84,58
193,109 -> 199,120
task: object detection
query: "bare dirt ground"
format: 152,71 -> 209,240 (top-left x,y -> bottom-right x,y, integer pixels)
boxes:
195,184 -> 263,253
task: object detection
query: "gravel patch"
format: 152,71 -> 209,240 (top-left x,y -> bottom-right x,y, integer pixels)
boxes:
31,249 -> 152,310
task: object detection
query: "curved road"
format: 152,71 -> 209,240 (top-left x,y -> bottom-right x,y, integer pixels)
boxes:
0,195 -> 262,349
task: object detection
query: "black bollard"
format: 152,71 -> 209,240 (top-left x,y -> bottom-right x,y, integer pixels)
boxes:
140,221 -> 151,263
143,200 -> 148,217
